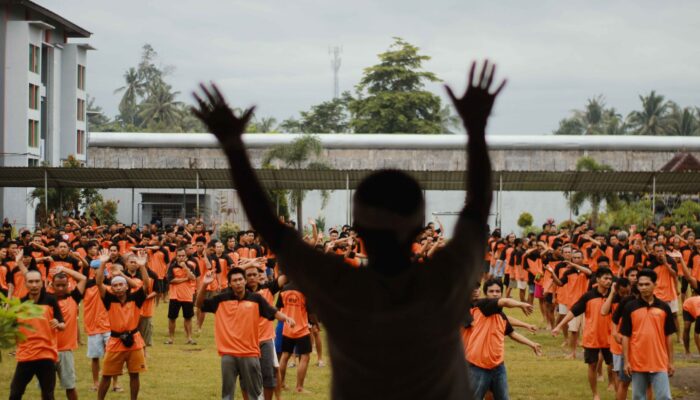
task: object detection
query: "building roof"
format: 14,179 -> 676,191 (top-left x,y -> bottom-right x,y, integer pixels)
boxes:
89,132 -> 700,152
0,167 -> 698,193
11,0 -> 91,38
659,152 -> 700,172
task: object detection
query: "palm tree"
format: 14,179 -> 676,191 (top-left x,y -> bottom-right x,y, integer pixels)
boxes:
114,68 -> 144,125
666,103 -> 699,136
566,157 -> 620,228
263,134 -> 331,230
573,96 -> 605,135
439,104 -> 461,134
138,83 -> 182,130
256,117 -> 278,133
627,91 -> 671,135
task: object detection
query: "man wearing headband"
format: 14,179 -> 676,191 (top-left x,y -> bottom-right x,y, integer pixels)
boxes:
95,249 -> 151,400
193,60 -> 504,399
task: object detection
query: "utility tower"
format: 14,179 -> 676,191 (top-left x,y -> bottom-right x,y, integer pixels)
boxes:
329,45 -> 342,99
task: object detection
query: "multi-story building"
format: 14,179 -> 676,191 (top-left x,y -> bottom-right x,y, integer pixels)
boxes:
0,0 -> 92,229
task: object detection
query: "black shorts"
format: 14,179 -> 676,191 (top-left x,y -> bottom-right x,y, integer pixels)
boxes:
503,274 -> 510,287
281,335 -> 312,355
483,260 -> 490,273
155,279 -> 168,294
683,311 -> 700,334
681,277 -> 689,293
583,347 -> 612,365
544,293 -> 553,304
168,299 -> 194,320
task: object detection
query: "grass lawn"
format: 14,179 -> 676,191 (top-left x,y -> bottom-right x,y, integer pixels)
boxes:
0,300 -> 697,399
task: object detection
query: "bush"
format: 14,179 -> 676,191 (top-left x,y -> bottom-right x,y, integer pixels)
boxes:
218,221 -> 240,244
558,220 -> 576,230
86,199 -> 118,226
0,294 -> 44,353
517,212 -> 534,228
522,225 -> 541,237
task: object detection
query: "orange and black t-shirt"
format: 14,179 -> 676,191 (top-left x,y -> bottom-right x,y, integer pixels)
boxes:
166,261 -> 197,302
47,255 -> 81,292
57,288 -> 83,351
466,298 -> 514,370
253,280 -> 282,342
102,288 -> 147,352
682,296 -> 700,334
570,288 -> 612,349
201,289 -> 277,357
277,286 -> 310,339
17,290 -> 63,362
620,296 -> 676,372
148,247 -> 170,280
83,280 -> 110,335
644,258 -> 678,302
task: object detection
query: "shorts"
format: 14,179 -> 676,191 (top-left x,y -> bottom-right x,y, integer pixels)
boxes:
87,332 -> 110,359
612,353 -> 623,372
534,284 -> 544,299
583,347 -> 612,365
281,335 -> 312,355
517,280 -> 527,290
528,283 -> 535,294
483,260 -> 491,273
155,278 -> 168,294
558,304 -> 568,315
544,293 -> 554,304
503,274 -> 511,287
274,321 -> 284,354
507,278 -> 517,289
102,349 -> 147,376
168,299 -> 194,320
681,277 -> 689,293
490,260 -> 505,278
138,316 -> 153,347
615,354 -> 632,383
56,350 -> 76,389
567,314 -> 583,332
666,299 -> 679,314
260,340 -> 278,388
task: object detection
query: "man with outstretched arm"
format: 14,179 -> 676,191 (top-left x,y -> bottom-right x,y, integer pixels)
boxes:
193,60 -> 505,399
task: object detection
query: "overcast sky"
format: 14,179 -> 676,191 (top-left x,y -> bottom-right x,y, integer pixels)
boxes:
42,0 -> 700,134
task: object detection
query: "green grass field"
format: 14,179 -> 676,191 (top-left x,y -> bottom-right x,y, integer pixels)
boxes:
0,301 -> 697,399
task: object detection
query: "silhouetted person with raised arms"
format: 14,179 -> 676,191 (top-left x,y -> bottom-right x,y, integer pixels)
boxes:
193,60 -> 506,399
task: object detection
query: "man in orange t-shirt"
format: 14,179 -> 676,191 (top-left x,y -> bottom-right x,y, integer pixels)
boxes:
95,248 -> 151,400
166,248 -> 198,344
197,267 -> 293,400
620,269 -> 676,400
9,266 -> 65,400
553,267 -> 614,400
277,283 -> 314,393
53,265 -> 87,400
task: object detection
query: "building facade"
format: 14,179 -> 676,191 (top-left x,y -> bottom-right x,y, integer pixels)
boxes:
0,0 -> 92,229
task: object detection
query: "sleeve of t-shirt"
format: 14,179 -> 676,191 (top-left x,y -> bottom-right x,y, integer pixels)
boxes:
662,303 -> 677,336
276,293 -> 283,309
101,291 -> 115,310
49,296 -> 64,323
503,314 -> 514,336
476,298 -> 501,317
70,288 -> 83,304
252,293 -> 277,321
201,296 -> 220,314
570,291 -> 592,317
619,303 -> 633,337
166,265 -> 176,282
131,287 -> 147,308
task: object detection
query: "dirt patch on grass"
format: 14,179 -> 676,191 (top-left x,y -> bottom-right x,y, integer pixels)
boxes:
672,365 -> 700,399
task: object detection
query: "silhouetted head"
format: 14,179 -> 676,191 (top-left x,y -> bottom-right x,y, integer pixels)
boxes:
353,170 -> 425,273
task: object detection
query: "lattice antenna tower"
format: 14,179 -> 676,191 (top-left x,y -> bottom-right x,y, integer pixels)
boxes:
329,45 -> 342,99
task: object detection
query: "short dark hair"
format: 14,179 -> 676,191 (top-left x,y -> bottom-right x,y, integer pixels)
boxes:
637,269 -> 657,283
482,278 -> 503,294
616,277 -> 630,288
596,267 -> 612,279
227,267 -> 246,282
195,236 -> 207,244
625,268 -> 639,277
596,256 -> 610,264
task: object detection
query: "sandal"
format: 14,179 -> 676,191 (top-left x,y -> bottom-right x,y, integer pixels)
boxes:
186,339 -> 197,345
112,386 -> 124,393
164,339 -> 174,345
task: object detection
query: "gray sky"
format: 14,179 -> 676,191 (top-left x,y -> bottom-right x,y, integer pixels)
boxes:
43,0 -> 700,134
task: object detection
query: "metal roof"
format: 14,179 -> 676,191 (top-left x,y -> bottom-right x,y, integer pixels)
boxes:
89,132 -> 700,152
14,0 -> 92,38
1,167 -> 698,192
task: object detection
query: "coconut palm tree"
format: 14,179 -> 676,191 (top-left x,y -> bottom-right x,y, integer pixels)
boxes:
114,68 -> 144,125
566,157 -> 620,228
666,103 -> 699,136
263,134 -> 331,230
138,83 -> 182,130
627,91 -> 671,135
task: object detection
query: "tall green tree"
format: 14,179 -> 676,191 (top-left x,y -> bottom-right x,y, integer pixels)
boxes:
114,67 -> 144,126
565,156 -> 620,228
262,134 -> 331,230
349,37 -> 443,133
554,96 -> 628,135
138,83 -> 182,130
666,103 -> 699,136
627,91 -> 671,135
86,95 -> 116,132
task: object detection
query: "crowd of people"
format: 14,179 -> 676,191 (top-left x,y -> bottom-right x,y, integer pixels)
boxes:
2,61 -> 699,400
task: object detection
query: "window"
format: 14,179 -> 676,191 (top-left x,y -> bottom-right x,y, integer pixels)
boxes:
29,44 -> 40,73
77,99 -> 85,121
77,65 -> 86,90
76,130 -> 85,154
28,158 -> 39,167
28,120 -> 39,147
29,84 -> 39,110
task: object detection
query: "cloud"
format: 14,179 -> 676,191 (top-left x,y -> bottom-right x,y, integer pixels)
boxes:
40,0 -> 700,134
